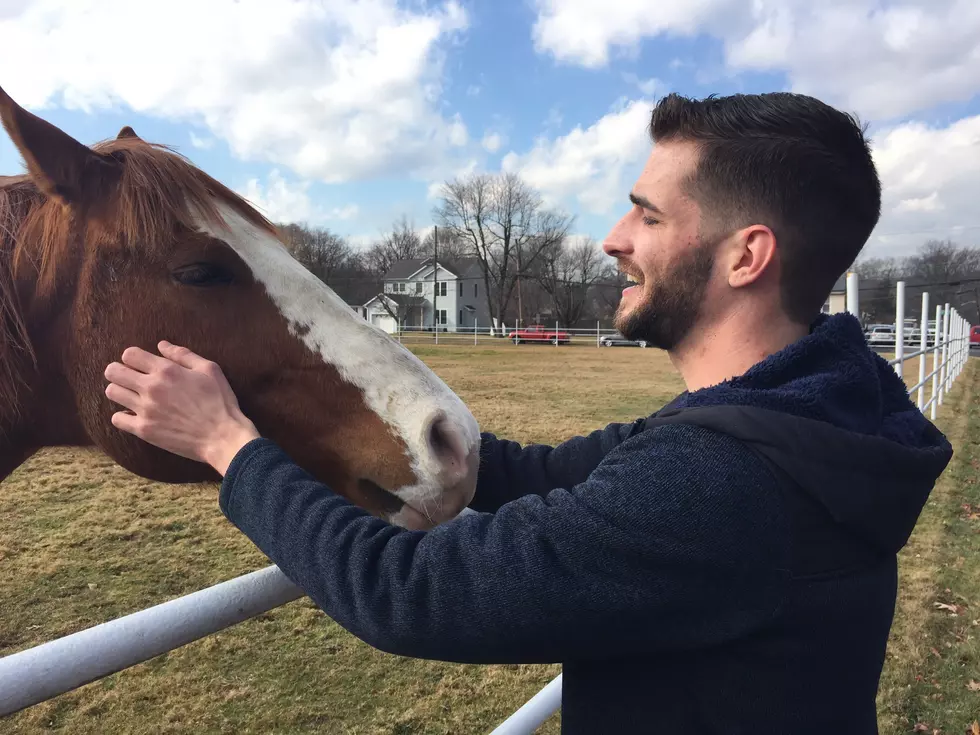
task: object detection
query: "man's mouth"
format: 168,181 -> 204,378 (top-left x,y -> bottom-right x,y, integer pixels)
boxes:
621,268 -> 644,295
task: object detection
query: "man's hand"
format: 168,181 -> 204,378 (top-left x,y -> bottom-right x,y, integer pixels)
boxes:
104,341 -> 260,476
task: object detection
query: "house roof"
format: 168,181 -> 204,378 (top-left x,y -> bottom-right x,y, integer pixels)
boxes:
385,257 -> 482,280
362,293 -> 427,308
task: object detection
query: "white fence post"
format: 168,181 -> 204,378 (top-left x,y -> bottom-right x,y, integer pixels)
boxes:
846,272 -> 860,321
931,305 -> 941,420
917,291 -> 929,411
894,280 -> 905,378
939,303 -> 951,406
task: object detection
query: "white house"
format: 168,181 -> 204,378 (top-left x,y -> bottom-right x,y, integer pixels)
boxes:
360,257 -> 491,333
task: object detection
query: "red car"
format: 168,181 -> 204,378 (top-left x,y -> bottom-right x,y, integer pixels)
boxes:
508,324 -> 571,345
971,325 -> 980,347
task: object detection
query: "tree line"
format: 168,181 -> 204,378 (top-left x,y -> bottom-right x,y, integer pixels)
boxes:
852,239 -> 980,324
277,171 -> 628,330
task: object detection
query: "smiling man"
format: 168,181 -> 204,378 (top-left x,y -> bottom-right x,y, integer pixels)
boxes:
105,92 -> 954,733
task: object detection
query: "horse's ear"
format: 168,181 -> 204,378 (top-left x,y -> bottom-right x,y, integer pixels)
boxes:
117,126 -> 139,140
0,84 -> 121,206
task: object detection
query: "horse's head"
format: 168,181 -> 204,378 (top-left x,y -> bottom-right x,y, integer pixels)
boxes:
0,86 -> 480,529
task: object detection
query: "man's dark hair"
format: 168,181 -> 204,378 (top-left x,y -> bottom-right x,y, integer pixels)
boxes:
649,92 -> 881,324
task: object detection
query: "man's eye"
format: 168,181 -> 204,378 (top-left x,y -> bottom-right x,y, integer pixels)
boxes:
172,263 -> 234,287
642,216 -> 659,226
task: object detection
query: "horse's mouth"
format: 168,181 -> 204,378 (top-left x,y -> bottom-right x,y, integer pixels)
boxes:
357,477 -> 406,516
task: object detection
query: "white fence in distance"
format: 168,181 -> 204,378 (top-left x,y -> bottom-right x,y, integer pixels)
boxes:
0,275 -> 972,730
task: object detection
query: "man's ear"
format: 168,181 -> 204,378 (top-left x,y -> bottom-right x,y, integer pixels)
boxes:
0,84 -> 121,207
728,225 -> 778,289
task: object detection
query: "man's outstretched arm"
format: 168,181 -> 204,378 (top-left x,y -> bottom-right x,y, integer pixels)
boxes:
218,425 -> 789,664
471,419 -> 647,512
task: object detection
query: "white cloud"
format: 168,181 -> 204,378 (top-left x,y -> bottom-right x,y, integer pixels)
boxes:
622,73 -> 661,97
1,0 -> 471,183
532,0 -> 980,121
237,169 -> 358,225
481,131 -> 504,152
866,114 -> 980,256
500,98 -> 652,215
189,131 -> 214,150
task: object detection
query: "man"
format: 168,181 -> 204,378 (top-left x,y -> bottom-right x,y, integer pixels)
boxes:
104,92 -> 953,733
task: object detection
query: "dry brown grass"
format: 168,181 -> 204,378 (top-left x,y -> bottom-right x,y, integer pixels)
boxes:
875,360 -> 980,734
0,341 -> 683,734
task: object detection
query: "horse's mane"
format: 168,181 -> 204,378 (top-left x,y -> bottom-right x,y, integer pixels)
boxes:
0,136 -> 277,427
0,176 -> 39,427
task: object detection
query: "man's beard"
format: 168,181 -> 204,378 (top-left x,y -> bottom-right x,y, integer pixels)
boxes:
614,238 -> 717,351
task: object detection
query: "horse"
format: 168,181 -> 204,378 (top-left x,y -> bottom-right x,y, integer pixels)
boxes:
0,84 -> 481,530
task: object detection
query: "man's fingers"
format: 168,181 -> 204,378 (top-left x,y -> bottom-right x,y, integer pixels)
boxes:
158,341 -> 215,373
120,345 -> 171,375
105,382 -> 143,413
110,410 -> 144,438
104,361 -> 149,392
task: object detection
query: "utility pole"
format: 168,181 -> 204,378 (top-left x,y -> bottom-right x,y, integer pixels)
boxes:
516,246 -> 524,328
432,225 -> 438,332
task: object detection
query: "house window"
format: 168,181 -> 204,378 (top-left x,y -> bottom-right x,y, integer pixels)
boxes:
438,309 -> 447,325
439,281 -> 447,297
458,282 -> 462,296
398,282 -> 406,293
458,309 -> 462,323
415,282 -> 423,294
474,283 -> 478,297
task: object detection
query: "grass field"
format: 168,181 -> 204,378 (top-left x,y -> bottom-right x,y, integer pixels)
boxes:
1,341 -> 976,734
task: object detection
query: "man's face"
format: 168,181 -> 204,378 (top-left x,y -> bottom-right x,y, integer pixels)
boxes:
603,139 -> 722,350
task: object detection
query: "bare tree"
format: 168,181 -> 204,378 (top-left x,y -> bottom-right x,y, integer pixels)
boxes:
421,227 -> 469,263
532,237 -> 612,326
279,223 -> 356,284
364,215 -> 426,276
434,172 -> 574,332
904,239 -> 980,282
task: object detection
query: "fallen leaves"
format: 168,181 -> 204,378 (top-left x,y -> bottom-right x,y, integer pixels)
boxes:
969,721 -> 980,735
968,680 -> 980,692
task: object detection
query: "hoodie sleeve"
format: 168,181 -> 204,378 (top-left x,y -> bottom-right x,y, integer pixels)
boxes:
470,419 -> 646,512
218,424 -> 790,664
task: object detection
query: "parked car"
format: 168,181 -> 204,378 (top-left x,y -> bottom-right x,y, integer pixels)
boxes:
866,325 -> 896,346
508,324 -> 571,345
599,332 -> 648,348
971,325 -> 980,347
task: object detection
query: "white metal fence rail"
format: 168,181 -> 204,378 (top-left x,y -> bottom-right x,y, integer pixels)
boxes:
0,273 -> 972,730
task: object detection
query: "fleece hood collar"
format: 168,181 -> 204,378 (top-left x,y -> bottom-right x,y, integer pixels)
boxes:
648,312 -> 954,555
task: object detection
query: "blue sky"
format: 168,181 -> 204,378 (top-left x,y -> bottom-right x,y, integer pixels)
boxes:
1,0 -> 979,257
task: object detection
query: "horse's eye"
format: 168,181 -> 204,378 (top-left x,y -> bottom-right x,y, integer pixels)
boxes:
172,262 -> 234,287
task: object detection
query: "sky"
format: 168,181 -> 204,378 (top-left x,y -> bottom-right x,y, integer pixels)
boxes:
0,0 -> 978,259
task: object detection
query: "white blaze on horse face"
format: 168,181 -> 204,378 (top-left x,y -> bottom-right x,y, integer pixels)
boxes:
193,204 -> 481,525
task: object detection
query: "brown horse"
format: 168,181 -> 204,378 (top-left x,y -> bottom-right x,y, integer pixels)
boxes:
0,84 -> 480,529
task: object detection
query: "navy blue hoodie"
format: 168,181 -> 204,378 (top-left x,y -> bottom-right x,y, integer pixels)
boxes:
218,312 -> 953,733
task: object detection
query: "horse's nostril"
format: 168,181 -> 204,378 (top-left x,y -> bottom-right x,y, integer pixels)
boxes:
426,414 -> 467,472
